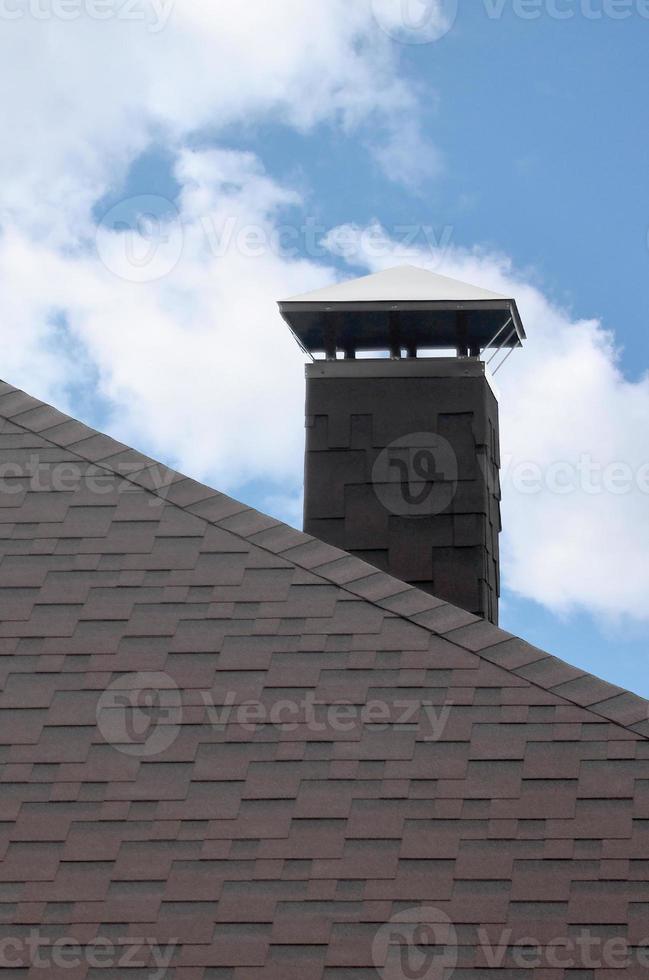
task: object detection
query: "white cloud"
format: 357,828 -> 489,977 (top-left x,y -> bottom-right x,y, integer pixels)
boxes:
371,119 -> 443,189
0,148 -> 328,489
0,0 -> 432,242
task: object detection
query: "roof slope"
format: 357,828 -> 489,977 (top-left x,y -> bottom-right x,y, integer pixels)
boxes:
1,378 -> 649,978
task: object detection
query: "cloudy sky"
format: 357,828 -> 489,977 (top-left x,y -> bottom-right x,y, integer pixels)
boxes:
2,0 -> 649,692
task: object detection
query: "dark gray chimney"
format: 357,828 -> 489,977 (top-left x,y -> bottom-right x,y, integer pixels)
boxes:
279,266 -> 525,625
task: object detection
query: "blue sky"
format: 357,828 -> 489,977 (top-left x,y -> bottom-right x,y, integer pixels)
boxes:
1,1 -> 648,694
113,4 -> 649,379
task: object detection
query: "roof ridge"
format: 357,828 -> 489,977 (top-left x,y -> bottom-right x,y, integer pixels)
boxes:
2,378 -> 648,740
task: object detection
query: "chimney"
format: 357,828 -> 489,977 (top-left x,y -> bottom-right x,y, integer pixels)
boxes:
279,265 -> 525,625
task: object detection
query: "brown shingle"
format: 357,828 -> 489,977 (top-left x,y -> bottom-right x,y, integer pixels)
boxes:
1,379 -> 648,978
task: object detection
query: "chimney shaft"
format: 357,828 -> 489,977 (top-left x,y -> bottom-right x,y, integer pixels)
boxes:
303,358 -> 501,623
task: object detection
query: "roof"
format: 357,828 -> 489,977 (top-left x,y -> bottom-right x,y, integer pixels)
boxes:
281,266 -> 509,304
279,265 -> 526,357
1,377 -> 649,978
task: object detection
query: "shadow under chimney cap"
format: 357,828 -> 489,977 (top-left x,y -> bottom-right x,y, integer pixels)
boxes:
279,264 -> 525,358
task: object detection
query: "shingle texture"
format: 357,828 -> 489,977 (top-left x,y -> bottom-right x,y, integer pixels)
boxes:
304,361 -> 501,623
1,378 -> 649,978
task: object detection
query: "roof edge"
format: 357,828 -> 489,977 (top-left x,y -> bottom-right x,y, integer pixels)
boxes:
0,377 -> 645,737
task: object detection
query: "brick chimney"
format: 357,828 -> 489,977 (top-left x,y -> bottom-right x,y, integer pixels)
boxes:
279,266 -> 525,625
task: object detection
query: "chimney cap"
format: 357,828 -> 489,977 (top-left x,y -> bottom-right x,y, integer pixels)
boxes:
279,264 -> 525,359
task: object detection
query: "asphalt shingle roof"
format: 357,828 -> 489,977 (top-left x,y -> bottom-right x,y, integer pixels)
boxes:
1,377 -> 649,978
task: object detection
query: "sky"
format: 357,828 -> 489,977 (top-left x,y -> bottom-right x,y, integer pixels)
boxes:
1,0 -> 648,693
